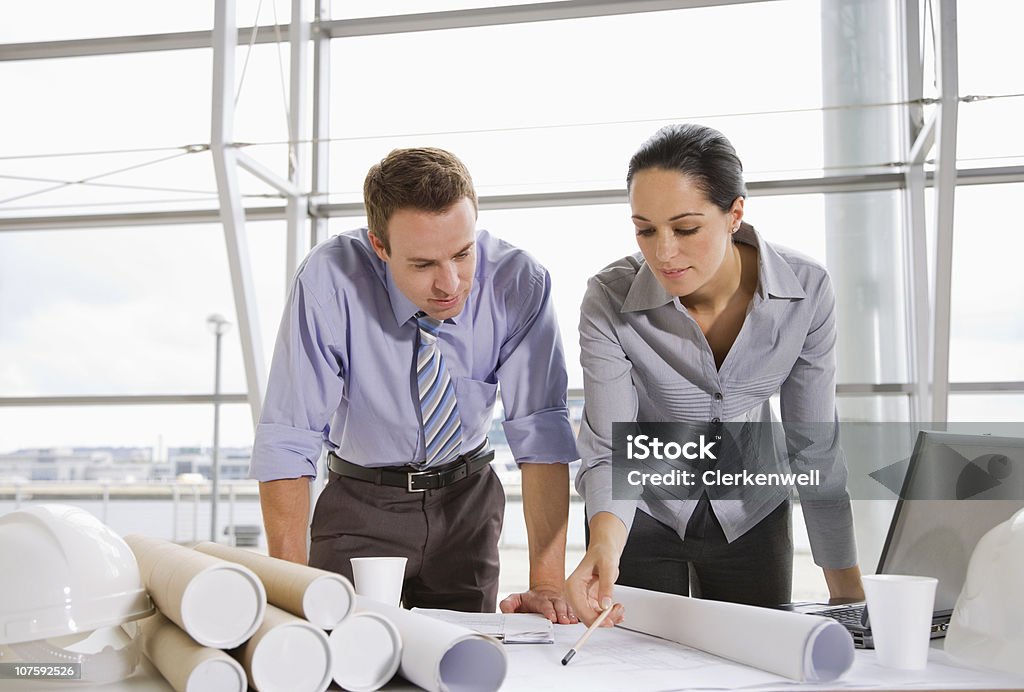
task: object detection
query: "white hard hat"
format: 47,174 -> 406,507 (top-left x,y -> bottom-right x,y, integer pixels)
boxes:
0,504 -> 153,683
945,506 -> 1024,676
0,504 -> 153,644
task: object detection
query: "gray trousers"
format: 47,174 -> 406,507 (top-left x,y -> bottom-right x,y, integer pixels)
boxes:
309,465 -> 505,612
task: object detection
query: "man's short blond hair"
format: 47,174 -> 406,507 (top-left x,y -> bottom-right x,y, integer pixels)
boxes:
363,147 -> 478,254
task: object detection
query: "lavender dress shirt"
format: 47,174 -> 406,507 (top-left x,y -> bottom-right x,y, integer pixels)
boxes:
250,228 -> 578,480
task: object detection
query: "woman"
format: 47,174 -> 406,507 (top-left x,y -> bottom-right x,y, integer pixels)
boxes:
567,124 -> 864,626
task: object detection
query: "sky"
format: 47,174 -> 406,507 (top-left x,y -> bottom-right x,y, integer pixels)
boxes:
0,0 -> 1022,454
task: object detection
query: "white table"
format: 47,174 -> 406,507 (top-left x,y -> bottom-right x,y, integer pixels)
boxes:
5,623 -> 1022,691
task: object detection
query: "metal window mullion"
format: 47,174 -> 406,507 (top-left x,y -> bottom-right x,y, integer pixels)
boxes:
8,166 -> 1024,233
0,1 -> 782,61
320,0 -> 780,38
0,27 -> 287,61
286,0 -> 311,285
310,0 -> 332,246
0,394 -> 250,407
212,0 -> 267,426
930,0 -> 959,423
898,0 -> 931,423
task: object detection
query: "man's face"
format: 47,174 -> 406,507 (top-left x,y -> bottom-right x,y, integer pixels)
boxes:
370,197 -> 477,321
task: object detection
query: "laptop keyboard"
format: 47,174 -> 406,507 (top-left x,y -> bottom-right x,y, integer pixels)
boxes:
816,605 -> 865,627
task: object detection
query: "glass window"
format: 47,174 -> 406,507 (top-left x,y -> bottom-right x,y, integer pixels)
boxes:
957,0 -> 1024,96
332,1 -> 548,20
837,395 -> 912,423
948,183 -> 1024,382
0,43 -> 302,216
0,403 -> 254,455
0,51 -> 212,157
0,1 -> 271,43
326,0 -> 898,202
948,394 -> 1024,423
956,1 -> 1024,168
957,98 -> 1024,169
0,221 -> 288,399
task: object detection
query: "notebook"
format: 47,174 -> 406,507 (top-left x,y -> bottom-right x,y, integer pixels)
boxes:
788,430 -> 1024,648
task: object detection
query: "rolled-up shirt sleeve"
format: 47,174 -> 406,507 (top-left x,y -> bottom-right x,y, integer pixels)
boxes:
250,275 -> 346,481
496,265 -> 578,464
780,269 -> 858,570
575,277 -> 641,532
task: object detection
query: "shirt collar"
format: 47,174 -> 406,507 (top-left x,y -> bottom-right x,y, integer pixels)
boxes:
736,223 -> 806,300
620,222 -> 805,314
621,259 -> 675,313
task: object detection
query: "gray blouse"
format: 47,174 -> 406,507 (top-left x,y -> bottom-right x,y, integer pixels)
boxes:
576,223 -> 857,569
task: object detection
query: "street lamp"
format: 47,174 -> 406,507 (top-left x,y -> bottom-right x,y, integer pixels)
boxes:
207,313 -> 231,542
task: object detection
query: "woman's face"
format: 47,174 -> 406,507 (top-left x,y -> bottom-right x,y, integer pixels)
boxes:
629,168 -> 743,299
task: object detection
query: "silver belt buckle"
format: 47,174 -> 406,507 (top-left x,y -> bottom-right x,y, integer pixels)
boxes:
407,468 -> 431,492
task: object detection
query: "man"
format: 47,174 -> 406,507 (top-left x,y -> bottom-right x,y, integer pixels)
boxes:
251,147 -> 579,621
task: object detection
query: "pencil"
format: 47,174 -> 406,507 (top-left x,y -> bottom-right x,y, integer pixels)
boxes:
561,604 -> 614,665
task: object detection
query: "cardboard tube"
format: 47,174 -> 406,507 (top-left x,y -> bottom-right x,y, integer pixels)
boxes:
234,605 -> 332,692
193,542 -> 354,630
125,534 -> 266,649
328,612 -> 402,691
139,612 -> 246,692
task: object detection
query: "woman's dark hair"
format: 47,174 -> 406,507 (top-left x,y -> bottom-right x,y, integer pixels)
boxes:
627,124 -> 747,212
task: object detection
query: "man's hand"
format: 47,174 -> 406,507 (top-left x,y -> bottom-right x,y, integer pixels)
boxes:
499,586 -> 577,624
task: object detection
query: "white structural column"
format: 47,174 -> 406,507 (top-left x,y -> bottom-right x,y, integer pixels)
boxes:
929,0 -> 959,423
212,0 -> 268,425
286,0 -> 312,281
821,0 -> 909,416
820,0 -> 906,574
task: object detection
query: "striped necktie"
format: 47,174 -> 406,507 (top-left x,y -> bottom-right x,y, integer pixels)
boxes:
414,313 -> 463,467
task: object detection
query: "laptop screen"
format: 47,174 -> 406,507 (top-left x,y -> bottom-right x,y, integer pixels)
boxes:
877,431 -> 1024,613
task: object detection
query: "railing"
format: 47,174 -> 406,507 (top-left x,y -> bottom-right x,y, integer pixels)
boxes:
0,479 -> 262,545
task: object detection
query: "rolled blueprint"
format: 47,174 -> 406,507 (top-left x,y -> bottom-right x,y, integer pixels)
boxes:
233,604 -> 333,692
193,541 -> 355,630
328,611 -> 403,691
614,585 -> 854,682
355,597 -> 507,692
138,612 -> 246,692
124,534 -> 266,649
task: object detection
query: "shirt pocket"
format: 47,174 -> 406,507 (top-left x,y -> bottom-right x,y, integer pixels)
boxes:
453,377 -> 499,440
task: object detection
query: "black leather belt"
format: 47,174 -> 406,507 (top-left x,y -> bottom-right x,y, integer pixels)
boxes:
327,442 -> 495,492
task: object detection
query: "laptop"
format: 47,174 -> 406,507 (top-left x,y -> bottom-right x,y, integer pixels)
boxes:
788,430 -> 1024,648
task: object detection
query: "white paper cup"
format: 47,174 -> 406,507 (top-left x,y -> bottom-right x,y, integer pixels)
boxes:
862,574 -> 938,670
350,557 -> 407,607
329,612 -> 403,691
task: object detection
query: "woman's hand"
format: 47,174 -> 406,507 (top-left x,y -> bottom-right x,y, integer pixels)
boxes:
824,564 -> 865,604
565,512 -> 629,626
